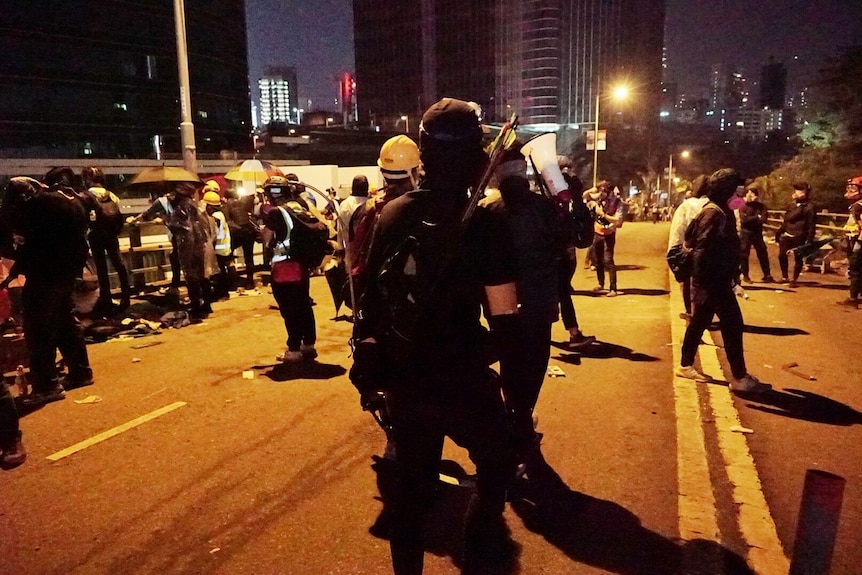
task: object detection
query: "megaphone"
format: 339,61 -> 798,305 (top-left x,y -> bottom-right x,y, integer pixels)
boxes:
521,132 -> 567,197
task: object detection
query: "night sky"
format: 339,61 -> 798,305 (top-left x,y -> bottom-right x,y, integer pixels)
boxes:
245,0 -> 861,114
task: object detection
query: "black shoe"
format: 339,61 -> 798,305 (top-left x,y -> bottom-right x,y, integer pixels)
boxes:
761,275 -> 775,283
742,276 -> 752,283
1,430 -> 27,470
62,375 -> 95,390
837,298 -> 859,308
21,385 -> 66,407
789,280 -> 798,288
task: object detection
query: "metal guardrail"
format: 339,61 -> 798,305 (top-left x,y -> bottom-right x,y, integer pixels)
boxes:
764,210 -> 849,236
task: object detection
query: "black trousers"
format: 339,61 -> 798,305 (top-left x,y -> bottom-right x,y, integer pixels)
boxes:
89,233 -> 131,303
231,230 -> 257,284
592,233 -> 617,290
22,275 -> 92,392
739,230 -> 771,279
557,249 -> 580,331
387,374 -> 516,575
0,383 -> 19,450
778,235 -> 805,280
849,239 -> 862,299
271,275 -> 316,350
681,284 -> 747,379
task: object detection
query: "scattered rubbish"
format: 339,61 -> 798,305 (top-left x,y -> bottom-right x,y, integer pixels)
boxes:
772,320 -> 786,325
120,318 -> 134,326
730,425 -> 754,434
14,365 -> 28,396
209,547 -> 221,554
764,364 -> 773,369
782,361 -> 816,381
131,341 -> 163,350
547,366 -> 566,377
242,370 -> 255,380
775,289 -> 784,293
74,395 -> 102,404
131,358 -> 142,363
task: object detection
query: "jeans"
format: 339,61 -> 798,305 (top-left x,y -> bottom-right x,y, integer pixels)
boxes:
592,233 -> 617,290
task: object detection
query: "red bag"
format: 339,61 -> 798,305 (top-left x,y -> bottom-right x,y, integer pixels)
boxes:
271,260 -> 304,284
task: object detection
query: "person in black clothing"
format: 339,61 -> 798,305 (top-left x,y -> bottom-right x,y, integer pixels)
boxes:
777,182 -> 816,288
558,171 -> 596,348
675,169 -> 770,394
481,143 -> 565,460
350,98 -> 521,575
224,189 -> 258,288
738,186 -> 774,283
82,166 -> 132,314
7,168 -> 94,406
261,175 -> 318,363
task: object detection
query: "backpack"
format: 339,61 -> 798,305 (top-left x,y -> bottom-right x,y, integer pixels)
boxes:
564,196 -> 595,249
667,202 -> 725,282
280,203 -> 330,269
92,190 -> 124,236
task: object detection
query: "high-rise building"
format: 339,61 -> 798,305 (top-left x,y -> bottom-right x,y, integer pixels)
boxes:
353,0 -> 664,131
259,67 -> 299,126
0,1 -> 252,158
759,59 -> 787,111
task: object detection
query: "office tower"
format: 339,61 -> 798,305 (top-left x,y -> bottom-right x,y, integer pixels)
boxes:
0,1 -> 252,158
259,67 -> 300,125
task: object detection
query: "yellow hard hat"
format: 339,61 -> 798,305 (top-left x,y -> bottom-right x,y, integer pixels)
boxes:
202,191 -> 221,206
378,135 -> 420,180
204,180 -> 221,193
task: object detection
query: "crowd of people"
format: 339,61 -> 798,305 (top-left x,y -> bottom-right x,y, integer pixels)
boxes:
3,100 -> 861,574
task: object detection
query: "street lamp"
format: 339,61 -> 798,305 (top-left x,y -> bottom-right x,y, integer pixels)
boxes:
400,115 -> 409,133
173,0 -> 196,173
592,85 -> 630,188
668,149 -> 690,199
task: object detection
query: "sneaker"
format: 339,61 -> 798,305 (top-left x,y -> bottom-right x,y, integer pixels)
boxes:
730,374 -> 772,393
742,276 -> 752,283
20,385 -> 66,407
300,344 -> 318,360
1,431 -> 26,470
589,265 -> 596,271
674,365 -> 712,382
778,277 -> 789,284
567,332 -> 596,349
761,275 -> 775,283
606,290 -> 620,297
592,285 -> 607,293
836,298 -> 859,308
788,280 -> 798,288
277,349 -> 304,363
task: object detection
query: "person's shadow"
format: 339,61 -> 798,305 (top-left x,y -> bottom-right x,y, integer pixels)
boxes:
259,361 -> 346,382
510,449 -> 754,575
737,387 -> 862,426
552,340 -> 659,363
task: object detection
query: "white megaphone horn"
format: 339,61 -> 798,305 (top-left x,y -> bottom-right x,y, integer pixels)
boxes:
521,132 -> 568,196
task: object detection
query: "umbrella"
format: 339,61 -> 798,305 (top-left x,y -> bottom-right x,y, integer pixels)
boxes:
124,166 -> 202,195
790,236 -> 835,261
224,159 -> 283,184
324,260 -> 350,318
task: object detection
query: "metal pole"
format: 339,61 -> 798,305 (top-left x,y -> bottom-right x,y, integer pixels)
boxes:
592,91 -> 600,188
173,0 -> 197,174
667,154 -> 673,201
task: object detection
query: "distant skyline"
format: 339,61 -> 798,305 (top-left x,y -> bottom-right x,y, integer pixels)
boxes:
245,1 -> 861,116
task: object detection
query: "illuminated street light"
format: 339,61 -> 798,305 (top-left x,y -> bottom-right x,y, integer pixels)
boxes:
592,84 -> 630,188
668,149 -> 691,198
400,114 -> 409,133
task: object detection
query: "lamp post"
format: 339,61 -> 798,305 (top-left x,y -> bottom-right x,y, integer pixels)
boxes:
592,85 -> 629,188
667,149 -> 690,201
173,0 -> 196,173
400,115 -> 409,133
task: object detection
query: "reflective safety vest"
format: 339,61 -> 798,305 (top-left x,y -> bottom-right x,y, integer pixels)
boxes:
270,207 -> 294,263
212,211 -> 232,256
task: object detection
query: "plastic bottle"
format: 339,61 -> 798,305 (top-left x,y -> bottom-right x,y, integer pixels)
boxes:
14,365 -> 28,396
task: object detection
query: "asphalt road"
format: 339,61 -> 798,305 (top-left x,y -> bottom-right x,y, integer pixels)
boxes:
1,221 -> 859,575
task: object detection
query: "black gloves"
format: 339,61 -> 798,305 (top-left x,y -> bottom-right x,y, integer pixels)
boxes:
349,340 -> 385,405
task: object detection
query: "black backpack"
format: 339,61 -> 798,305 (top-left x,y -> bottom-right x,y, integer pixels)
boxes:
564,197 -> 595,249
92,190 -> 124,236
280,203 -> 330,269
